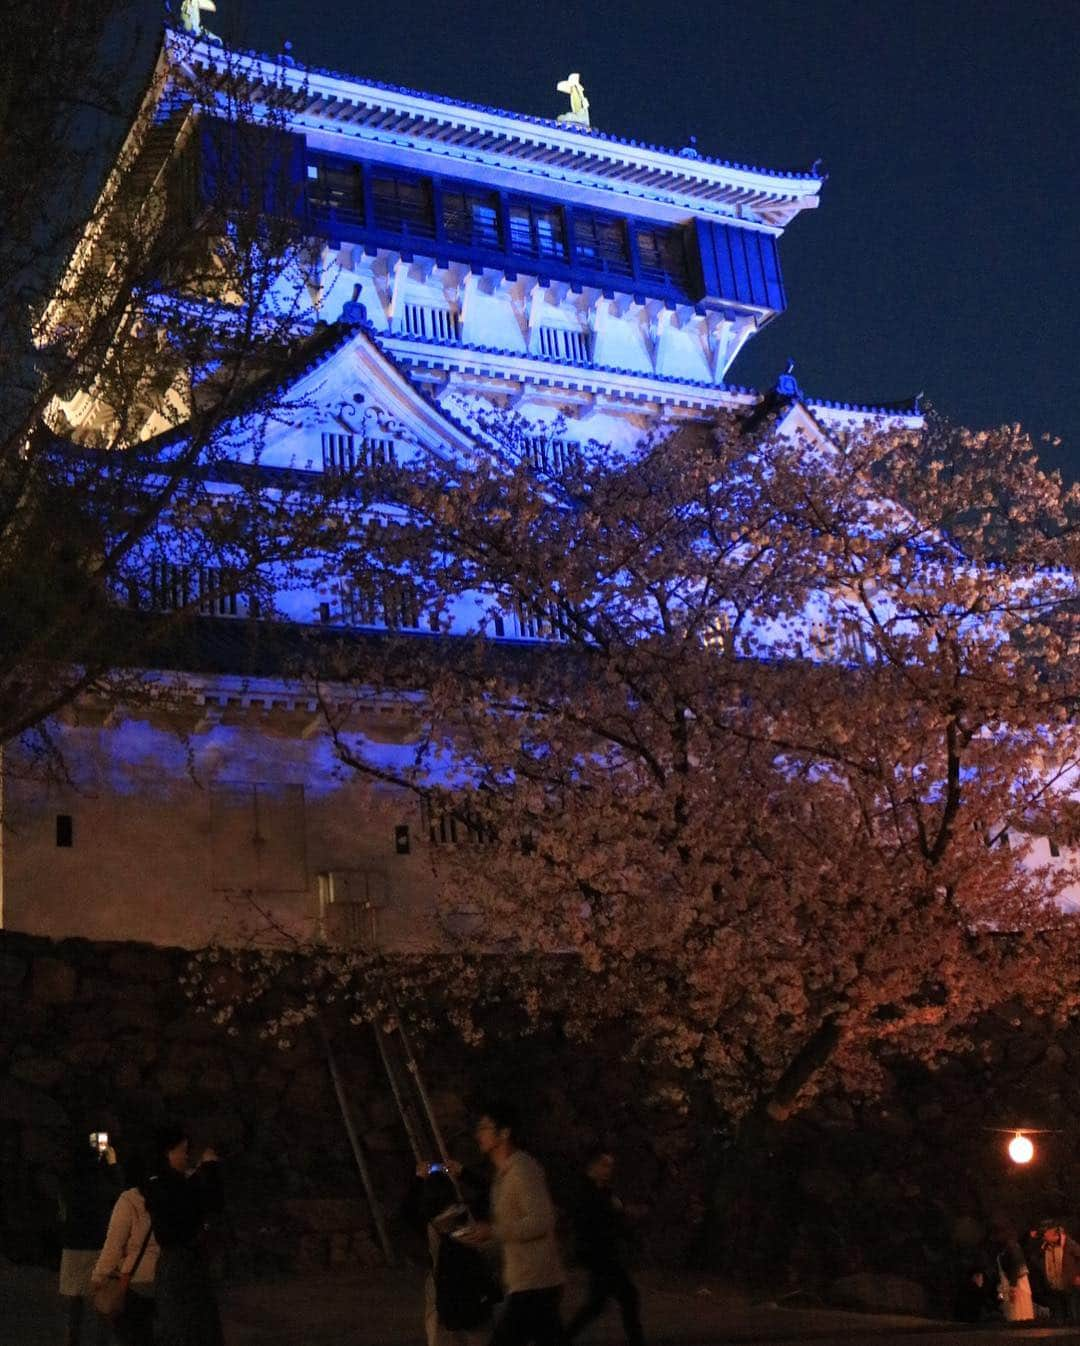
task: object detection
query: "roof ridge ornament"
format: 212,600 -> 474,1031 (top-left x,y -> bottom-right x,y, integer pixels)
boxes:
556,73 -> 591,128
776,358 -> 803,399
179,0 -> 219,40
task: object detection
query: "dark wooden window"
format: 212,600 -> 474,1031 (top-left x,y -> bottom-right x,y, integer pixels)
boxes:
56,815 -> 73,848
508,201 -> 566,260
307,160 -> 363,224
442,189 -> 501,248
635,224 -> 690,287
370,173 -> 435,238
572,213 -> 632,275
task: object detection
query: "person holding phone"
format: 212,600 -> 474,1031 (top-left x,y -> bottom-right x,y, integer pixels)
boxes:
58,1131 -> 122,1346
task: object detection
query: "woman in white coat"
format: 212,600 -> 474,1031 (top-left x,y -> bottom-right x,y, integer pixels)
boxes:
91,1167 -> 160,1346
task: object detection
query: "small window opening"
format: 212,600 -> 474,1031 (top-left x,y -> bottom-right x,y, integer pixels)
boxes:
395,824 -> 411,855
56,815 -> 74,848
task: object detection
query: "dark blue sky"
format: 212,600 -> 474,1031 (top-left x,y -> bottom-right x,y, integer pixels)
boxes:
204,0 -> 1080,473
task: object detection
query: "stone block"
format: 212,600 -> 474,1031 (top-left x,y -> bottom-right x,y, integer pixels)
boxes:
108,947 -> 174,982
361,1127 -> 399,1154
283,1064 -> 329,1112
20,1127 -> 70,1169
951,1214 -> 984,1247
351,1232 -> 383,1268
186,1113 -> 247,1152
30,958 -> 77,1005
154,1068 -> 188,1097
0,953 -> 27,989
798,1165 -> 850,1203
283,1198 -> 372,1233
830,1272 -> 928,1317
9,1056 -> 65,1090
294,1231 -> 327,1271
0,1078 -> 69,1129
63,1040 -> 112,1069
114,1061 -> 142,1092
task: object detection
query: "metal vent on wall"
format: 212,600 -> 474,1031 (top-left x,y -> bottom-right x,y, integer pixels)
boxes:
400,303 -> 460,343
321,433 -> 397,473
535,326 -> 589,364
316,869 -> 385,949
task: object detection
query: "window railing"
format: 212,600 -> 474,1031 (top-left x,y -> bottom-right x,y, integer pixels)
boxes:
421,799 -> 495,847
521,436 -> 580,480
133,560 -> 241,617
335,576 -> 425,630
491,598 -> 571,642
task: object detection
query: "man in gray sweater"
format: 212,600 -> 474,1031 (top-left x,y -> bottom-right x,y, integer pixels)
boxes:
458,1100 -> 565,1345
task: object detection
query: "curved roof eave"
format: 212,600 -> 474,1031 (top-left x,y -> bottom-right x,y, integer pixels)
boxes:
165,30 -> 824,227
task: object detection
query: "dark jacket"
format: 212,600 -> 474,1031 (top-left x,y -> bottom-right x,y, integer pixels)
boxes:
571,1178 -> 631,1270
146,1162 -> 223,1250
1030,1234 -> 1080,1301
60,1153 -> 123,1250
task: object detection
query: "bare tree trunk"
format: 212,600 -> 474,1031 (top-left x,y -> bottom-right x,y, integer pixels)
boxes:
764,1016 -> 842,1122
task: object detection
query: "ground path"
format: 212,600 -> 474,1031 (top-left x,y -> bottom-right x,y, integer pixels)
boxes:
8,1259 -> 1080,1345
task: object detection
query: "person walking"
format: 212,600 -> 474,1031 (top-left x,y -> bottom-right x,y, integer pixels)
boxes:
1037,1222 -> 1080,1323
58,1133 -> 122,1346
565,1149 -> 645,1346
992,1218 -> 1035,1323
458,1101 -> 565,1346
145,1126 -> 224,1346
90,1157 -> 159,1346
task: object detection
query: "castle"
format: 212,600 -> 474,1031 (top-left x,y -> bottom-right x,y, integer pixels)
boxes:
1,24 -> 926,951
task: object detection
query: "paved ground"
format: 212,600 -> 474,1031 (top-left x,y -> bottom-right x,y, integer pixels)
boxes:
9,1259 -> 1080,1346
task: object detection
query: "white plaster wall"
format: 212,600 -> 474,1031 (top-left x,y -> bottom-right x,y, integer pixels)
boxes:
1,717 -> 445,951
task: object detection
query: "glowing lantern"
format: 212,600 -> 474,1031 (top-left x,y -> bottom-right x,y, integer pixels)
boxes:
1008,1132 -> 1034,1165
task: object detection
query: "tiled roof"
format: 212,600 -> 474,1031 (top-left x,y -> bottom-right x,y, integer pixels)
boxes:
807,395 -> 924,418
168,29 -> 822,187
376,332 -> 758,398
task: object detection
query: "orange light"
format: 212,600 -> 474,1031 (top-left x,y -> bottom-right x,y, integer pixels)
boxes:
1008,1132 -> 1034,1165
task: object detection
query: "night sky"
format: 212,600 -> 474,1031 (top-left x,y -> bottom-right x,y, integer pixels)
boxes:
182,1 -> 1080,472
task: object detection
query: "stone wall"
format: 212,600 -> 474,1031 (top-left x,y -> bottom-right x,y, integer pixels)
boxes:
5,927 -> 1080,1315
0,930 -> 703,1276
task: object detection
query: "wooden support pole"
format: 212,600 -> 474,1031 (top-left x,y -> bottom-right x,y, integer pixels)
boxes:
320,1021 -> 396,1266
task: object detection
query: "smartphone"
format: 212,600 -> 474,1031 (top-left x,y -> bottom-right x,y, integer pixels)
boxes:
427,1162 -> 446,1175
89,1131 -> 109,1154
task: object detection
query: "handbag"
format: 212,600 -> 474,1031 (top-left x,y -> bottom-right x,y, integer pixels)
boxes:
92,1223 -> 153,1323
995,1254 -> 1011,1305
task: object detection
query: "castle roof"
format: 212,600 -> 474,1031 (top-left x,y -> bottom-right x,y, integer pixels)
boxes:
166,29 -> 823,230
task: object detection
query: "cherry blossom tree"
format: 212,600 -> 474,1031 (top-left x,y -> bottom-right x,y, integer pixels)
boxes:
304,407 -> 1080,1124
0,4 -> 344,763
